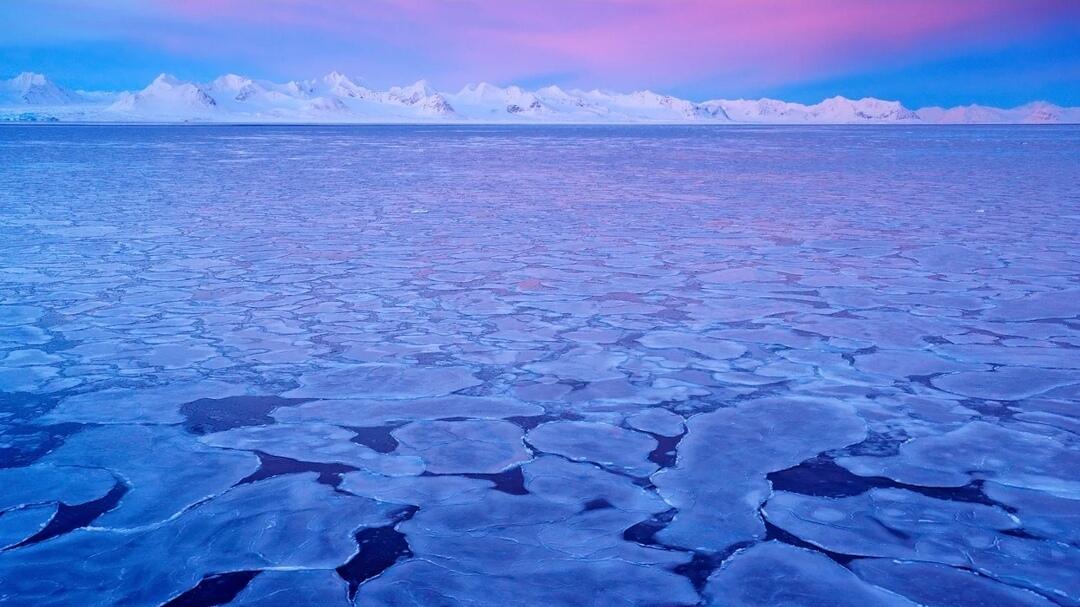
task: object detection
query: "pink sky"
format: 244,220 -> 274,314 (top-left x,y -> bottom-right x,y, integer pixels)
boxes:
6,0 -> 1079,105
152,0 -> 1071,84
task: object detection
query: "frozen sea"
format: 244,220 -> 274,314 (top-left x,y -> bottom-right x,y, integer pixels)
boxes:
0,124 -> 1078,606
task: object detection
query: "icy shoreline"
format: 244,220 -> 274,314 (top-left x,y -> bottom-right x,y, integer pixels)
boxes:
4,71 -> 1078,125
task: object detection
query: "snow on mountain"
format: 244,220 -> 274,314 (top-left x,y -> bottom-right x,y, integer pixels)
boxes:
573,89 -> 721,121
387,80 -> 457,117
811,96 -> 919,122
917,101 -> 1080,124
207,74 -> 317,119
1,72 -> 82,105
707,96 -> 918,123
209,74 -> 267,102
3,71 -> 1077,124
702,98 -> 805,122
446,83 -> 551,118
108,74 -> 218,118
1013,101 -> 1080,124
533,85 -> 607,116
916,104 -> 1007,124
300,95 -> 351,116
319,71 -> 374,100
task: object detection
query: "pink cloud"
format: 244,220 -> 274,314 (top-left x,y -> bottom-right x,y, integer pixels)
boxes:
149,0 -> 1079,89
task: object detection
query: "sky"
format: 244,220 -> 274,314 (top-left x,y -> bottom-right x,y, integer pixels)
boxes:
3,0 -> 1078,107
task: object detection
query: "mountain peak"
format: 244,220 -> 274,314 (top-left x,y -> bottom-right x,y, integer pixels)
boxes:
322,71 -> 359,85
11,72 -> 49,87
212,74 -> 253,90
3,69 -> 1076,124
108,73 -> 217,115
389,80 -> 438,104
151,73 -> 182,86
3,71 -> 81,105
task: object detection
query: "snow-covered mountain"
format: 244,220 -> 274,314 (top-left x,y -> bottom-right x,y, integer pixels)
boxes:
2,71 -> 1077,124
706,96 -> 919,123
387,80 -> 456,117
109,74 -> 217,118
448,83 -> 549,118
917,102 -> 1080,124
1,72 -> 83,105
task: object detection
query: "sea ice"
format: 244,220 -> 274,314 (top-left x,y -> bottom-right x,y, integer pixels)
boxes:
356,491 -> 698,606
625,407 -> 685,437
526,420 -> 658,476
2,124 -> 1078,605
637,330 -> 746,360
0,474 -> 400,605
850,559 -> 1058,607
200,422 -> 424,476
982,482 -> 1080,544
391,419 -> 530,474
764,489 -> 1080,602
522,455 -> 668,513
931,367 -> 1078,400
38,381 -> 250,424
229,570 -> 351,606
285,365 -> 482,399
0,505 -> 56,549
339,471 -> 494,506
0,463 -> 116,512
40,424 -> 259,527
653,397 -> 867,552
983,289 -> 1080,321
703,542 -> 917,607
837,421 -> 1080,496
273,395 -> 544,426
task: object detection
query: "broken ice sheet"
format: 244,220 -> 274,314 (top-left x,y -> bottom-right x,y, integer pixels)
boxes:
764,489 -> 1080,602
526,420 -> 657,476
285,365 -> 482,399
637,330 -> 746,360
850,559 -> 1058,607
836,420 -> 1080,496
625,407 -> 685,437
3,124 -> 1080,606
38,381 -> 251,425
200,422 -> 424,476
357,490 -> 698,607
41,424 -> 259,527
0,474 -> 399,606
391,419 -> 530,474
653,397 -> 867,553
931,367 -> 1079,400
703,542 -> 917,607
851,349 -> 984,377
0,463 -> 116,512
339,471 -> 494,506
982,289 -> 1080,321
273,395 -> 544,426
522,455 -> 668,513
0,505 -> 56,549
982,482 -> 1080,544
229,570 -> 351,606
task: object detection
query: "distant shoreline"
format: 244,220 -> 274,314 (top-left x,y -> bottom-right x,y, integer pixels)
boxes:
2,121 -> 1078,127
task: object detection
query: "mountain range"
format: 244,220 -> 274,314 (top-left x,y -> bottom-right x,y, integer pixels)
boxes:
2,72 -> 1078,124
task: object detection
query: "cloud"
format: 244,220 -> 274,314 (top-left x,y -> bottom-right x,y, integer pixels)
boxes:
7,0 -> 1079,100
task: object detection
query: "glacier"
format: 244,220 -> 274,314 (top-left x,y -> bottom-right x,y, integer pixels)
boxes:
2,71 -> 1079,124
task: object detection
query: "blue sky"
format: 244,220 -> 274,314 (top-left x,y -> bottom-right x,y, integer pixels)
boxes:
3,0 -> 1078,107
